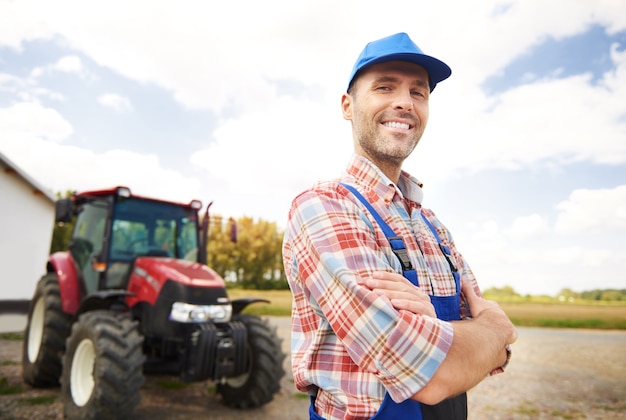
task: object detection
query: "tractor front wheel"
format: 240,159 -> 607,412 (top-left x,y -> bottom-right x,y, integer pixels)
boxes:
217,314 -> 286,408
61,311 -> 144,420
22,273 -> 72,387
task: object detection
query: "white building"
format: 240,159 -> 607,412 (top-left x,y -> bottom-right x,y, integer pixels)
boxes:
0,152 -> 56,303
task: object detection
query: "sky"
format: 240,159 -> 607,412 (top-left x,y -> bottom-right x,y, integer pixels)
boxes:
1,0 -> 625,296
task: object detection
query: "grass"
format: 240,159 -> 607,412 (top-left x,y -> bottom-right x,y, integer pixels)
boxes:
226,289 -> 626,330
227,289 -> 293,316
499,302 -> 626,330
18,395 -> 56,405
293,392 -> 309,400
0,332 -> 23,341
512,401 -> 540,416
0,377 -> 23,395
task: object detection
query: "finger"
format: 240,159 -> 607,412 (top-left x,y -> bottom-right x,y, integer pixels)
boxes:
462,281 -> 492,318
380,290 -> 429,303
372,271 -> 409,283
371,271 -> 415,289
368,281 -> 411,294
366,277 -> 405,291
461,280 -> 480,303
390,299 -> 437,317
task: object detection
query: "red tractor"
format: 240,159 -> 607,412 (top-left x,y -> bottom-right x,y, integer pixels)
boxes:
21,186 -> 286,419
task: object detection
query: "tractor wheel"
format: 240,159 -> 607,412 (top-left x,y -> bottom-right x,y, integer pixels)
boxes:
22,273 -> 72,387
217,314 -> 286,408
61,311 -> 145,420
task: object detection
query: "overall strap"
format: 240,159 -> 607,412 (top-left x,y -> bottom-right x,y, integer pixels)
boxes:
340,183 -> 419,286
420,215 -> 460,290
340,183 -> 459,289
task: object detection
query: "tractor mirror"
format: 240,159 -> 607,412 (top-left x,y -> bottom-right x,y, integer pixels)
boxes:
55,199 -> 73,223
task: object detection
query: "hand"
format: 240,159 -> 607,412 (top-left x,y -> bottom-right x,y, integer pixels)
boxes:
365,271 -> 436,317
462,281 -> 518,345
461,280 -> 501,318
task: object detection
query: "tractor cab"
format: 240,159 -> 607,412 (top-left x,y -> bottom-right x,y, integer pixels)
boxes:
56,186 -> 204,295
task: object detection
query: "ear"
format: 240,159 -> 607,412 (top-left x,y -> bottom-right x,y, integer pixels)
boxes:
341,93 -> 353,121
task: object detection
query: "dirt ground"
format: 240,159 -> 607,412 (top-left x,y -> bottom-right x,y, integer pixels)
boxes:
1,317 -> 625,419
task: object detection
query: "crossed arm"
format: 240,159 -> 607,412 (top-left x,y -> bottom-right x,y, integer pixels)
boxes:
364,271 -> 517,405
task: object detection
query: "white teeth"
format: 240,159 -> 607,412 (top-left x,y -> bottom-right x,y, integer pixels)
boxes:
384,121 -> 410,130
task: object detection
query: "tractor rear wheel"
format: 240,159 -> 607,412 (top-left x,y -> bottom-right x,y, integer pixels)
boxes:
61,311 -> 145,420
22,273 -> 72,387
217,314 -> 286,408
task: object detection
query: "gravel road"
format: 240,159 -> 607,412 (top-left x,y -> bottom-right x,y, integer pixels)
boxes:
1,316 -> 625,419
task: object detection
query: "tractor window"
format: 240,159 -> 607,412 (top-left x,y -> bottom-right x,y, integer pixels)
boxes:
109,197 -> 199,263
71,200 -> 108,294
110,220 -> 150,258
179,218 -> 198,261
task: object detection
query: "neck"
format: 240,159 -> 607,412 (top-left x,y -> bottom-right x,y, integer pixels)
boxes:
355,152 -> 403,184
378,162 -> 402,184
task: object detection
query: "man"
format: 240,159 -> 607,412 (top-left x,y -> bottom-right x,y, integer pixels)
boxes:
282,32 -> 517,420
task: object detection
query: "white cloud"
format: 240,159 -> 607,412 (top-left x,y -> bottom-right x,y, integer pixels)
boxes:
189,94 -> 352,223
51,55 -> 83,74
31,55 -> 89,81
458,230 -> 626,296
29,67 -> 44,78
98,93 -> 133,113
0,102 -> 72,142
0,73 -> 24,92
0,0 -> 54,50
507,214 -> 549,240
3,0 -> 620,115
0,136 -> 202,205
412,49 -> 626,182
0,102 -> 198,204
452,209 -> 626,296
555,185 -> 626,234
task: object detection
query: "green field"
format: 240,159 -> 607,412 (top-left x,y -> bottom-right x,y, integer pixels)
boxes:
228,289 -> 626,330
228,289 -> 294,316
499,301 -> 626,329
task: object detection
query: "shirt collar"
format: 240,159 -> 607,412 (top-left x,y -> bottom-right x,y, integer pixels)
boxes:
345,154 -> 424,205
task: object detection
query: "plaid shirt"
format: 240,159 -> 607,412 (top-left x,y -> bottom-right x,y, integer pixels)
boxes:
282,154 -> 480,420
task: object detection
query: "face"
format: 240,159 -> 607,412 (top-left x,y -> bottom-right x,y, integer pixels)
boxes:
342,61 -> 430,172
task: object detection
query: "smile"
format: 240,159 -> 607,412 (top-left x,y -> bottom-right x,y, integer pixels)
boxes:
382,121 -> 411,130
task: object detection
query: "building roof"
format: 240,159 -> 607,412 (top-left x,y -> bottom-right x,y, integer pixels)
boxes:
0,151 -> 56,203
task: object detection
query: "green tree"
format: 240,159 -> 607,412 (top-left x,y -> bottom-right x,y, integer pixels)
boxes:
557,288 -> 580,300
232,216 -> 286,289
600,289 -> 626,301
206,215 -> 238,278
207,215 -> 286,289
483,285 -> 519,298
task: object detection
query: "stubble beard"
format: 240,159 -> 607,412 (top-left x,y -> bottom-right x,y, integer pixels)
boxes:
355,121 -> 422,167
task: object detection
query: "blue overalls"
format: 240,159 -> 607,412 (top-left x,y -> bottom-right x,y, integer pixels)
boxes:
308,184 -> 467,419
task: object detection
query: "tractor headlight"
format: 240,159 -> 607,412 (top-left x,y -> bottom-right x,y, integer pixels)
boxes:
169,302 -> 232,323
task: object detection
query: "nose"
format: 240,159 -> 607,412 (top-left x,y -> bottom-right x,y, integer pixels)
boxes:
392,89 -> 413,111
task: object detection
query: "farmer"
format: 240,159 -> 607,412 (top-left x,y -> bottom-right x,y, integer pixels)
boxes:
282,32 -> 517,420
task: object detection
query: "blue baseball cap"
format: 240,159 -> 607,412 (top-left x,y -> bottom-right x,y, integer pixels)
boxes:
347,32 -> 451,92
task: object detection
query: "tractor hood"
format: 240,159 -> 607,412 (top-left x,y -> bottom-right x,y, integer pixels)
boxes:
132,257 -> 227,289
126,257 -> 229,307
